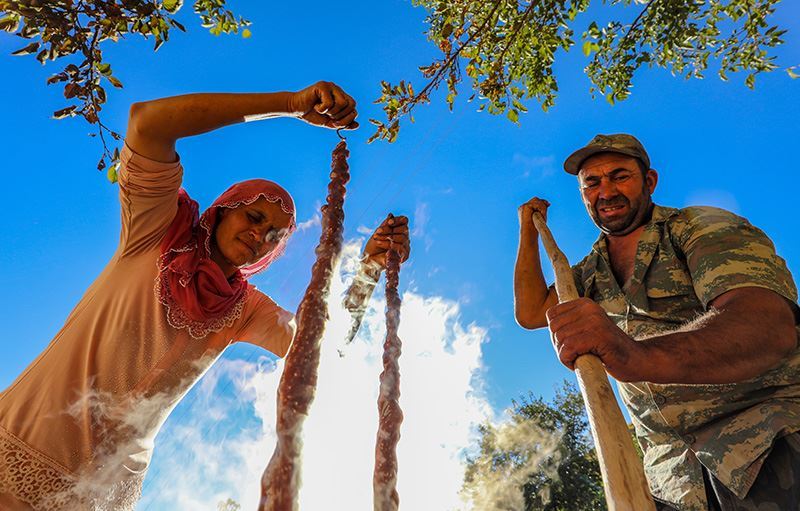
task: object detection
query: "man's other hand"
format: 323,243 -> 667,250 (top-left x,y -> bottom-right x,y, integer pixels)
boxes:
546,297 -> 645,382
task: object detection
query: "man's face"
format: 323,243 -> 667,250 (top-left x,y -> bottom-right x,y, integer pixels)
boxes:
213,197 -> 293,268
578,153 -> 658,236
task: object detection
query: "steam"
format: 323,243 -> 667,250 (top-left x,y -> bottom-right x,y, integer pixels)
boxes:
125,240 -> 560,510
460,417 -> 561,510
58,375 -> 213,510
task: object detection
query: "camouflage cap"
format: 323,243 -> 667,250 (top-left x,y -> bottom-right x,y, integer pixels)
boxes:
563,133 -> 650,175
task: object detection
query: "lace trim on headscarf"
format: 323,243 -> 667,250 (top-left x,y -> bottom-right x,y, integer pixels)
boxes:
0,427 -> 145,511
198,191 -> 293,276
154,258 -> 251,340
154,182 -> 294,340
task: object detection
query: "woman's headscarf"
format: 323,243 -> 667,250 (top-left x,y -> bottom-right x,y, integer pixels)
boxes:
155,179 -> 296,339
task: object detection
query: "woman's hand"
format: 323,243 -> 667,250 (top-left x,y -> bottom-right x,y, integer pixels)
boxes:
363,214 -> 410,269
289,81 -> 358,130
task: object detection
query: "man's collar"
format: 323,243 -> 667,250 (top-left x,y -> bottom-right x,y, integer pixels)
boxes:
590,203 -> 679,254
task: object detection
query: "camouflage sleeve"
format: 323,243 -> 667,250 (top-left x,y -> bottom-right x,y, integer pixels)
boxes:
572,262 -> 586,297
672,206 -> 798,308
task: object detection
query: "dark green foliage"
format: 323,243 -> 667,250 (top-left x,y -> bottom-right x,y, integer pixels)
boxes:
370,0 -> 790,143
0,0 -> 250,176
464,380 -> 608,510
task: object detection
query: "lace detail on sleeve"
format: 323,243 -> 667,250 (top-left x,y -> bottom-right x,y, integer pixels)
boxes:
0,428 -> 144,511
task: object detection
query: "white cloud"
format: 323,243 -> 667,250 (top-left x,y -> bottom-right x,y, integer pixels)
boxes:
295,212 -> 321,232
683,189 -> 739,213
136,241 -> 503,511
513,153 -> 555,179
412,202 -> 429,238
412,202 -> 434,252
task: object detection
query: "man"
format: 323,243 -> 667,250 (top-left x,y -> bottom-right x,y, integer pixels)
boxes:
513,133 -> 800,510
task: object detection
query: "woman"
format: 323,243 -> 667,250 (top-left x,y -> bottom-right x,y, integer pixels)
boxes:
0,81 -> 410,510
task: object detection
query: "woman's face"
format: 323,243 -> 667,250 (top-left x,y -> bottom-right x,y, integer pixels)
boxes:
212,197 -> 293,272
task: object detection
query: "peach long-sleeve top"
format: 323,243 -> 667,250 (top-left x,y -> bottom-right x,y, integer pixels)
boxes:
0,145 -> 295,510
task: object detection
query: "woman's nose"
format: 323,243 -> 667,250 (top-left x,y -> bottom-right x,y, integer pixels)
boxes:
248,229 -> 264,243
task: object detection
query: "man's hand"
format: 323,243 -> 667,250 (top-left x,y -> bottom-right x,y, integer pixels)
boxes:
364,214 -> 410,269
518,197 -> 550,236
546,298 -> 645,382
289,81 -> 358,130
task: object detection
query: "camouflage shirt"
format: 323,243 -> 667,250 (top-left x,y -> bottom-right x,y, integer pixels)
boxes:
570,204 -> 800,511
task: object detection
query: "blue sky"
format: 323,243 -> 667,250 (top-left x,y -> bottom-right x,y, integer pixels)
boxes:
1,1 -> 799,508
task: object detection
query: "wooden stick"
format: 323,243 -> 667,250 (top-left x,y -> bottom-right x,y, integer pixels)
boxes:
531,212 -> 655,511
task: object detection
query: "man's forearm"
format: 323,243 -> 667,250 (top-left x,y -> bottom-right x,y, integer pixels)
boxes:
514,228 -> 551,329
637,288 -> 797,384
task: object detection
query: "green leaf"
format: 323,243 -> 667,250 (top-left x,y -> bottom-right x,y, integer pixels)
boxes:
96,63 -> 112,76
163,0 -> 183,14
787,67 -> 799,79
0,16 -> 20,33
107,163 -> 119,184
506,109 -> 519,123
52,106 -> 77,119
11,42 -> 39,56
242,28 -> 252,38
582,40 -> 592,57
441,23 -> 453,38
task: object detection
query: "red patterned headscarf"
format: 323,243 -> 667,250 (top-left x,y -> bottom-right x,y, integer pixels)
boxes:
156,179 -> 296,338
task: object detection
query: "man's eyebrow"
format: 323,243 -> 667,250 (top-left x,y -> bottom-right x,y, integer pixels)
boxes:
608,167 -> 632,176
582,167 -> 631,177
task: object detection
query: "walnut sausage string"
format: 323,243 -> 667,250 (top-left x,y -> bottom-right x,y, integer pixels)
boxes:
373,248 -> 403,511
259,140 -> 350,511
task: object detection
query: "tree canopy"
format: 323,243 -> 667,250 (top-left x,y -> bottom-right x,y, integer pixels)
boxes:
369,0 -> 795,143
0,0 -> 250,176
463,380 -> 608,510
1,0 -> 795,166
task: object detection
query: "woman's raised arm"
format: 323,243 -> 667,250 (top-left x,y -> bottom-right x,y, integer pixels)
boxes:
126,82 -> 359,162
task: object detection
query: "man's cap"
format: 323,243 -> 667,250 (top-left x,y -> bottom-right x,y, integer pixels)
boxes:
563,133 -> 650,175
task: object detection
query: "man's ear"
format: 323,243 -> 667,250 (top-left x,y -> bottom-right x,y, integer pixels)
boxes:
646,168 -> 659,194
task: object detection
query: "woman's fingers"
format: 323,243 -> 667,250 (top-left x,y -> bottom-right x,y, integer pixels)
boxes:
336,110 -> 358,128
329,88 -> 354,118
314,85 -> 335,114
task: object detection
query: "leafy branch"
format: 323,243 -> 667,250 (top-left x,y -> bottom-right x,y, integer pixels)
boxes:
0,0 -> 251,180
367,0 -> 504,143
373,0 -> 789,143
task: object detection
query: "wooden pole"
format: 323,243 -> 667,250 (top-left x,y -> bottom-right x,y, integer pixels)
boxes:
531,212 -> 655,511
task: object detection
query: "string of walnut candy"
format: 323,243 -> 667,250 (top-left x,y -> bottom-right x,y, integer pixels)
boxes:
373,247 -> 404,511
259,140 -> 350,511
